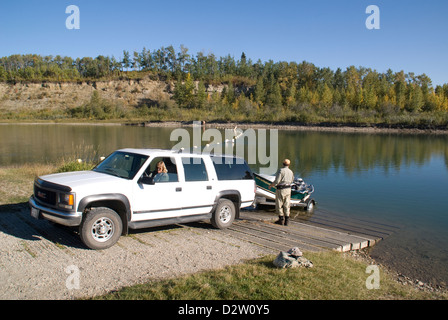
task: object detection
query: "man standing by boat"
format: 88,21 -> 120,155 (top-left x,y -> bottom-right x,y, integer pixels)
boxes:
269,159 -> 294,226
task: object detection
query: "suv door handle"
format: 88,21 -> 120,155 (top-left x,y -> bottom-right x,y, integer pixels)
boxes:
207,186 -> 212,190
176,187 -> 182,192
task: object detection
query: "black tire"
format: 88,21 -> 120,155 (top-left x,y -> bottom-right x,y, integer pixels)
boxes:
79,207 -> 122,250
305,199 -> 315,212
211,199 -> 236,229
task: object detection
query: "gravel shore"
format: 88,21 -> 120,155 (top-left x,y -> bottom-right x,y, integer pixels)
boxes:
1,204 -> 446,299
0,204 -> 272,300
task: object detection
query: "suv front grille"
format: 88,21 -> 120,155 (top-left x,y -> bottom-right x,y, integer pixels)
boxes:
34,185 -> 57,206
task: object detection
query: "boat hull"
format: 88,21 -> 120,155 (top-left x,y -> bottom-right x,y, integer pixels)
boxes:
254,173 -> 314,209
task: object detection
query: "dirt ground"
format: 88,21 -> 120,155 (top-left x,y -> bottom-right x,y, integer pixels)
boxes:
0,204 -> 273,300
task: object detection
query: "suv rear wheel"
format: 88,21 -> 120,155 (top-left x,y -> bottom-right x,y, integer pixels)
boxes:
80,207 -> 122,250
211,199 -> 235,229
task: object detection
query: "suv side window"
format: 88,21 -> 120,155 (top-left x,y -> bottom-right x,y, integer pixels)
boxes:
145,157 -> 178,183
182,157 -> 209,182
211,156 -> 253,180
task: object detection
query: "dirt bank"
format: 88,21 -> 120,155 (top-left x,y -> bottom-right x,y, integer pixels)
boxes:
0,79 -> 171,112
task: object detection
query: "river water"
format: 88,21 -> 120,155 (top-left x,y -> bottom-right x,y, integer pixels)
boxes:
1,123 -> 447,286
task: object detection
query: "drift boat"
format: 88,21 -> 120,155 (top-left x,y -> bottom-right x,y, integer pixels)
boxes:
254,173 -> 315,211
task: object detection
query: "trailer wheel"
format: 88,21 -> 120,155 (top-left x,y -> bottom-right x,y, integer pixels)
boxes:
305,199 -> 315,212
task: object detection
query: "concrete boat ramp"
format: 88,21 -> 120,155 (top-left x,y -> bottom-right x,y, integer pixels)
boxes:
228,208 -> 398,253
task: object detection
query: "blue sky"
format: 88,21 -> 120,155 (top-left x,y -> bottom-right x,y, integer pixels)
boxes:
1,0 -> 447,85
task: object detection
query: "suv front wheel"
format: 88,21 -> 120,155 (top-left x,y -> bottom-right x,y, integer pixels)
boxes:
80,207 -> 123,250
211,199 -> 235,229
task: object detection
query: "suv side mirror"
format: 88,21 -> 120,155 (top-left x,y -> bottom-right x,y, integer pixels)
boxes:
139,176 -> 155,185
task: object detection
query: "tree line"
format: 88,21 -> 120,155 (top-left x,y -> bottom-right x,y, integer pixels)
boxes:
1,45 -> 448,125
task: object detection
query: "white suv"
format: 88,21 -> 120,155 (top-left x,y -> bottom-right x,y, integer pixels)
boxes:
29,149 -> 256,249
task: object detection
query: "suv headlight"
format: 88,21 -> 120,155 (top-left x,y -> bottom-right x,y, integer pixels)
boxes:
58,193 -> 75,210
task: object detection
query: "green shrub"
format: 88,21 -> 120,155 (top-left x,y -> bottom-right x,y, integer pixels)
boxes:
56,160 -> 94,173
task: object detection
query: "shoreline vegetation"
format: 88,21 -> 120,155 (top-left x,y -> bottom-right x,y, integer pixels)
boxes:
1,45 -> 448,131
2,119 -> 448,136
1,162 -> 447,300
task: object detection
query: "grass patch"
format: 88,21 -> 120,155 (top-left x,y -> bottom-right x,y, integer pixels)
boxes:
0,164 -> 55,205
0,160 -> 95,206
92,252 -> 447,300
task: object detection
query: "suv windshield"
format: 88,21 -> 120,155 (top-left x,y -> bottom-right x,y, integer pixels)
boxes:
93,151 -> 148,180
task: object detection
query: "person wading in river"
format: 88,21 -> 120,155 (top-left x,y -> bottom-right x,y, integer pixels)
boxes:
269,159 -> 294,226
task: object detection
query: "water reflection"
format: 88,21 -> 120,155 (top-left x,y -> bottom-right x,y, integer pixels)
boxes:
1,124 -> 447,173
0,124 -> 176,165
276,131 -> 448,177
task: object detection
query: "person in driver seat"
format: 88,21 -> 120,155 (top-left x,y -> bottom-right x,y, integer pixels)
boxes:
151,161 -> 169,182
